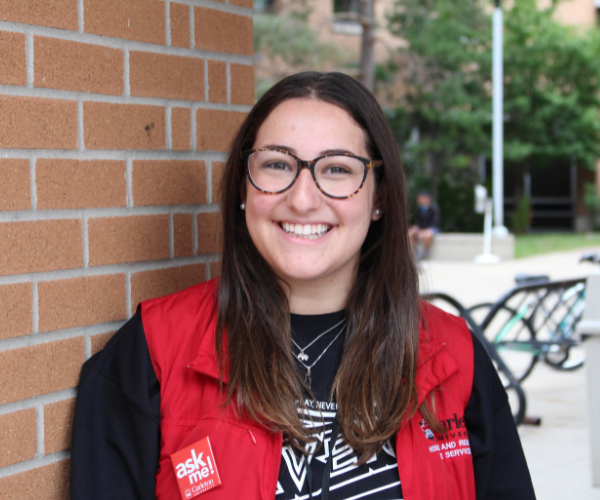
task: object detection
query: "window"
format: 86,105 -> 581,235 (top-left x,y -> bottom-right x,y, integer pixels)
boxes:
332,0 -> 363,35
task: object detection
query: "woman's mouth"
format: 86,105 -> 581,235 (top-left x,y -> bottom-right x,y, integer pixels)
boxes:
279,222 -> 332,240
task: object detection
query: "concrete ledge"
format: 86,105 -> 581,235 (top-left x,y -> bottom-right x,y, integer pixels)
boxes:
428,233 -> 515,261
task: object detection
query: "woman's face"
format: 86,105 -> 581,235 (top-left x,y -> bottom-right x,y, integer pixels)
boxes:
244,98 -> 381,294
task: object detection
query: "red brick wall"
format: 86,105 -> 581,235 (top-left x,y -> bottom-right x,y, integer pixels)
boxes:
0,0 -> 254,496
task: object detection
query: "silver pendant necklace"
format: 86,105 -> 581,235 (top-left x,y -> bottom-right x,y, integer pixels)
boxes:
293,324 -> 346,387
291,318 -> 345,362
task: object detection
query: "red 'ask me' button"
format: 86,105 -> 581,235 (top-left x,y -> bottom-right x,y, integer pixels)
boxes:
171,436 -> 222,500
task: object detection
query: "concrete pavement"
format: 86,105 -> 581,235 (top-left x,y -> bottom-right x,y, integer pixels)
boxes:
419,247 -> 600,500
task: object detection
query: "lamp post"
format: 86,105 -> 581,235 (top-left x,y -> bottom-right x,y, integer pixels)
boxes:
492,0 -> 509,236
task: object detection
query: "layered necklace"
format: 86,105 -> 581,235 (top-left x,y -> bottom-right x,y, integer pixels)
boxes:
291,318 -> 346,387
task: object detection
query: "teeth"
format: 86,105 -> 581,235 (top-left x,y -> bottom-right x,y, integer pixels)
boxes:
281,222 -> 330,239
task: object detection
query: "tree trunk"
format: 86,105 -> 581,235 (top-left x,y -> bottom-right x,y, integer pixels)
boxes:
359,0 -> 375,92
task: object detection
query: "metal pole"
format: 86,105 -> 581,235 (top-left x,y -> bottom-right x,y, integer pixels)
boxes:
492,0 -> 508,236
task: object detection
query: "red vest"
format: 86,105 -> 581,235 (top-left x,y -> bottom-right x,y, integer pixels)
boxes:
142,279 -> 476,500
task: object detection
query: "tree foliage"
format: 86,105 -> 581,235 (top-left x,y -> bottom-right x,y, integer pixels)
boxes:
385,0 -> 600,231
385,0 -> 491,230
253,5 -> 352,98
503,0 -> 600,172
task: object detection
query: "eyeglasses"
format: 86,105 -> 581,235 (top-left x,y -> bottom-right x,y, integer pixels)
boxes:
241,148 -> 383,199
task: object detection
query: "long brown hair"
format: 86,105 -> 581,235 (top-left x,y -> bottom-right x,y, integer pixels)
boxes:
217,72 -> 437,461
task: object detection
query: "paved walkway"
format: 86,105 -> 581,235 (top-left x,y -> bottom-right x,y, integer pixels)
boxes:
419,247 -> 600,500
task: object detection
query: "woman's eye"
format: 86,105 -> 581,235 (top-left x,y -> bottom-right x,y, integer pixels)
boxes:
324,165 -> 351,175
263,161 -> 291,171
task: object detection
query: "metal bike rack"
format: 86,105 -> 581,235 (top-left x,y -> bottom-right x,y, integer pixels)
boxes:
423,276 -> 587,426
422,292 -> 528,425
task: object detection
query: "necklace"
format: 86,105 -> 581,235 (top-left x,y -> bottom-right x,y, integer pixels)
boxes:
293,325 -> 346,387
291,318 -> 346,362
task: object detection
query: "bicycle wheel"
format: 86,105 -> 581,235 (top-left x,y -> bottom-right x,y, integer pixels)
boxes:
539,314 -> 585,371
530,286 -> 586,372
468,303 -> 540,383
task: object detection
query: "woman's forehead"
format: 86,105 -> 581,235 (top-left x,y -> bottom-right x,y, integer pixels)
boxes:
253,98 -> 368,158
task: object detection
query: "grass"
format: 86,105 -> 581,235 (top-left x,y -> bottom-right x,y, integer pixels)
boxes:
515,232 -> 600,259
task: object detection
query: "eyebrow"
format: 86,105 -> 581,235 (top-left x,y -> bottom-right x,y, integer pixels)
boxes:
259,145 -> 359,157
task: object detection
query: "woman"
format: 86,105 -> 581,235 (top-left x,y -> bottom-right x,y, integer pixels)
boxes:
71,72 -> 536,500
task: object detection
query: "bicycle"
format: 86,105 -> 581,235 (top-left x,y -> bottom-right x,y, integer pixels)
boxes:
467,262 -> 591,384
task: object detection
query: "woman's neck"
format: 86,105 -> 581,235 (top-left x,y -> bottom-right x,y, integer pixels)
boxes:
285,275 -> 353,314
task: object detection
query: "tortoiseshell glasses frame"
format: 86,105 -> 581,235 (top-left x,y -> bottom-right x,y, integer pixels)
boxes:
241,148 -> 383,200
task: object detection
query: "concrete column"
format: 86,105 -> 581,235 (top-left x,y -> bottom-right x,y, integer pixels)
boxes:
577,268 -> 600,487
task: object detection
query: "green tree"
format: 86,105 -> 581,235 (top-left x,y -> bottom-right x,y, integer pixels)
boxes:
503,0 -> 600,202
385,0 -> 600,232
385,0 -> 491,231
253,4 -> 351,99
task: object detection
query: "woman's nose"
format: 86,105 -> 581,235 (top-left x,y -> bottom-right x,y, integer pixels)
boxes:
286,168 -> 322,213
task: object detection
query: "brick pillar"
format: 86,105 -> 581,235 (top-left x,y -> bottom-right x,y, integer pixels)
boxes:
0,0 -> 254,496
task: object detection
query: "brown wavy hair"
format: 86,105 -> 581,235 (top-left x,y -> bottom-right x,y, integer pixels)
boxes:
216,72 -> 439,461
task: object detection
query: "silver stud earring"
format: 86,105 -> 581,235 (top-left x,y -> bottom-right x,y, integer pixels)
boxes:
240,203 -> 246,211
375,209 -> 382,216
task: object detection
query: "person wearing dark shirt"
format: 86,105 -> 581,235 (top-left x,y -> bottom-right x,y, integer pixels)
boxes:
409,190 -> 440,260
71,72 -> 536,500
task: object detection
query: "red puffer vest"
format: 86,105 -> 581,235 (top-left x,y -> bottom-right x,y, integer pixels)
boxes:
142,279 -> 476,500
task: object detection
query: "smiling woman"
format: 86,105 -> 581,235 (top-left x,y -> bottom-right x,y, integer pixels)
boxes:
243,98 -> 382,313
71,73 -> 536,500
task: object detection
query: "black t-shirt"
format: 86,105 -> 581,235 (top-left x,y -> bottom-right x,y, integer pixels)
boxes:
275,311 -> 402,499
71,310 -> 537,500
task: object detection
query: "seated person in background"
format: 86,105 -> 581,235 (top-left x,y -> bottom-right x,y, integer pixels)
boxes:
409,190 -> 440,260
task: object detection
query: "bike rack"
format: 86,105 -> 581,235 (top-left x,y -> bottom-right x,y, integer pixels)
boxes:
478,277 -> 587,337
422,292 -> 528,425
423,276 -> 588,426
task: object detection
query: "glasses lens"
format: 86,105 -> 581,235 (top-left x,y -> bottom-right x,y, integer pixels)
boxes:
248,150 -> 298,192
315,155 -> 365,197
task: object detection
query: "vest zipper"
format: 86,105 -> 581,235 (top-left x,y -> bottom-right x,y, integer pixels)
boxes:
248,429 -> 257,445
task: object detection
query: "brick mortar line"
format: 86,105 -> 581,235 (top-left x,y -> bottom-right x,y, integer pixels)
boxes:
0,149 -> 228,161
169,212 -> 175,259
204,59 -> 209,102
206,160 -> 213,204
191,102 -> 198,151
126,158 -> 133,208
0,21 -> 253,62
77,101 -> 84,151
0,253 -> 219,287
78,0 -> 84,33
82,215 -> 89,267
0,450 -> 70,479
166,106 -> 173,150
0,84 -> 253,109
29,158 -> 37,209
35,405 -> 44,458
25,33 -> 33,88
32,281 -> 39,334
124,49 -> 130,97
165,0 -> 172,47
126,270 -> 132,318
0,320 -> 127,353
157,0 -> 252,16
226,62 -> 231,104
189,4 -> 195,50
0,204 -> 220,223
193,213 -> 199,255
0,389 -> 77,417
